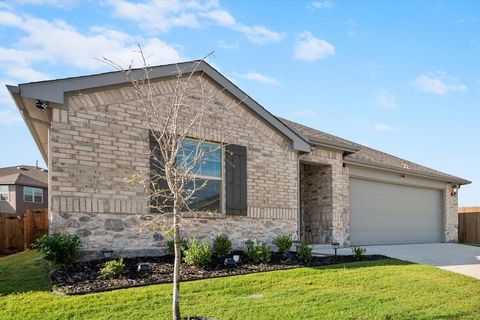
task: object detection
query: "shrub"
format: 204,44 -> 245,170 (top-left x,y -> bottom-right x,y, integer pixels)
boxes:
274,235 -> 293,254
99,258 -> 124,279
183,239 -> 212,268
166,237 -> 189,256
297,242 -> 313,263
213,235 -> 232,257
246,240 -> 271,264
32,233 -> 80,266
352,246 -> 366,257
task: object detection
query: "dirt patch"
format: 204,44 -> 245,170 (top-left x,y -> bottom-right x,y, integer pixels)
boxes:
51,253 -> 387,295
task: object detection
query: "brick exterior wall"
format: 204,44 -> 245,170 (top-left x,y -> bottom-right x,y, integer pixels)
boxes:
46,73 -> 458,257
48,76 -> 298,257
445,187 -> 458,242
300,148 -> 350,246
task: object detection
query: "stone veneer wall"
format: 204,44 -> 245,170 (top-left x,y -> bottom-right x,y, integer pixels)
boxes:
48,75 -> 299,258
300,164 -> 332,244
301,147 -> 350,245
444,188 -> 458,242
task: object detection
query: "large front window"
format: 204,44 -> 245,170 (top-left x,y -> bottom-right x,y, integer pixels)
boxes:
0,185 -> 8,201
24,186 -> 43,203
177,139 -> 222,212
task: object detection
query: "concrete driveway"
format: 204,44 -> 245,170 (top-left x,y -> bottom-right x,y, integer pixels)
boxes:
312,243 -> 480,280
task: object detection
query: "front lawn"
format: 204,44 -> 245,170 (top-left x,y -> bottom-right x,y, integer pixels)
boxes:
1,251 -> 479,319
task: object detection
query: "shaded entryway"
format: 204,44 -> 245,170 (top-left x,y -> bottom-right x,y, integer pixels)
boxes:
300,163 -> 333,244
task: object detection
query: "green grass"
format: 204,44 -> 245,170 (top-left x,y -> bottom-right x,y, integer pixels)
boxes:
1,251 -> 479,319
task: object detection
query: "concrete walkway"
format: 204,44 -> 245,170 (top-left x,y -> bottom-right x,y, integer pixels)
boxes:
312,243 -> 480,280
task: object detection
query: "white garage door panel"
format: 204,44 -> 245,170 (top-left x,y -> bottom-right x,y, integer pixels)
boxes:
350,178 -> 444,245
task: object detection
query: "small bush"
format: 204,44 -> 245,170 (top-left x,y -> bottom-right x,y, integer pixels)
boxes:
246,240 -> 271,264
213,235 -> 232,257
352,246 -> 366,257
183,239 -> 212,267
297,242 -> 313,263
32,233 -> 80,266
166,238 -> 189,256
99,258 -> 124,279
274,235 -> 293,254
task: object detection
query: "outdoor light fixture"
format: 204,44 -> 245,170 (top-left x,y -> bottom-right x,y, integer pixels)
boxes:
331,242 -> 340,256
450,184 -> 460,196
100,249 -> 113,259
35,100 -> 48,110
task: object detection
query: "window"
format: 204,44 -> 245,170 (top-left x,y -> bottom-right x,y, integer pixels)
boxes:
0,185 -> 8,201
24,186 -> 43,203
177,139 -> 222,212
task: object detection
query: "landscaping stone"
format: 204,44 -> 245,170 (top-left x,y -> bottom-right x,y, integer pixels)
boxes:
104,219 -> 124,232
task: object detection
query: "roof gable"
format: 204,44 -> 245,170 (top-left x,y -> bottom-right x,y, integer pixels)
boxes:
7,61 -> 311,153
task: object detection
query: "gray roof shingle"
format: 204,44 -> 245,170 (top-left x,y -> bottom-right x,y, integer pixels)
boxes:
0,165 -> 48,188
280,118 -> 470,184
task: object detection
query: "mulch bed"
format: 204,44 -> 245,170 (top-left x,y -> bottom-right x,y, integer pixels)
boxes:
51,253 -> 387,295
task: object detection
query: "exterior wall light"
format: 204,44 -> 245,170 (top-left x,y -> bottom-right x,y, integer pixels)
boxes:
35,100 -> 48,110
450,184 -> 460,196
331,242 -> 340,256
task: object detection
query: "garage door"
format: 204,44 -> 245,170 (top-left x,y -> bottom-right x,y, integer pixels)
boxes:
350,178 -> 444,245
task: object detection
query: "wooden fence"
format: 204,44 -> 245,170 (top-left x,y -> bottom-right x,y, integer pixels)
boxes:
458,207 -> 480,244
0,209 -> 48,255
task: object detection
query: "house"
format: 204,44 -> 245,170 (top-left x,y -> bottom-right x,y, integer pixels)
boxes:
6,61 -> 470,258
0,165 -> 48,215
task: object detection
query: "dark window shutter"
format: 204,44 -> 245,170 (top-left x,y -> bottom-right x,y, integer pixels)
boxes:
225,144 -> 247,216
149,132 -> 172,213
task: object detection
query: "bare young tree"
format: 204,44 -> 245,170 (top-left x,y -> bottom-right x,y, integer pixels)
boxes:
102,48 -> 239,320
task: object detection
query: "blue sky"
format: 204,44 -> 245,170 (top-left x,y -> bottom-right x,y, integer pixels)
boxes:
0,0 -> 479,205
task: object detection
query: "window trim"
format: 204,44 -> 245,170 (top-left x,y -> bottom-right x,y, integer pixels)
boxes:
23,186 -> 43,203
0,185 -> 9,202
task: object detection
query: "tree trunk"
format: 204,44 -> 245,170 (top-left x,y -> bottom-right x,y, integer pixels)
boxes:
172,205 -> 181,320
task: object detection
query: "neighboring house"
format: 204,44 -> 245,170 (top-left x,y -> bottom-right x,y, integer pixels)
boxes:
7,61 -> 470,258
0,165 -> 48,215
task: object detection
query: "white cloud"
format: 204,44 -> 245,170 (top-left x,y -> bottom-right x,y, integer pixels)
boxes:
0,10 -> 183,73
218,40 -> 239,50
107,0 -> 201,32
309,1 -> 334,10
107,0 -> 284,45
346,19 -> 361,37
374,124 -> 396,133
13,0 -> 79,9
293,109 -> 318,117
241,72 -> 280,86
412,71 -> 468,95
293,31 -> 335,62
375,89 -> 398,110
364,62 -> 383,77
5,66 -> 50,82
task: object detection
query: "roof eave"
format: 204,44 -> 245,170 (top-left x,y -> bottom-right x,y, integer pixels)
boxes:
6,85 -> 48,163
308,138 -> 360,153
344,158 -> 471,185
